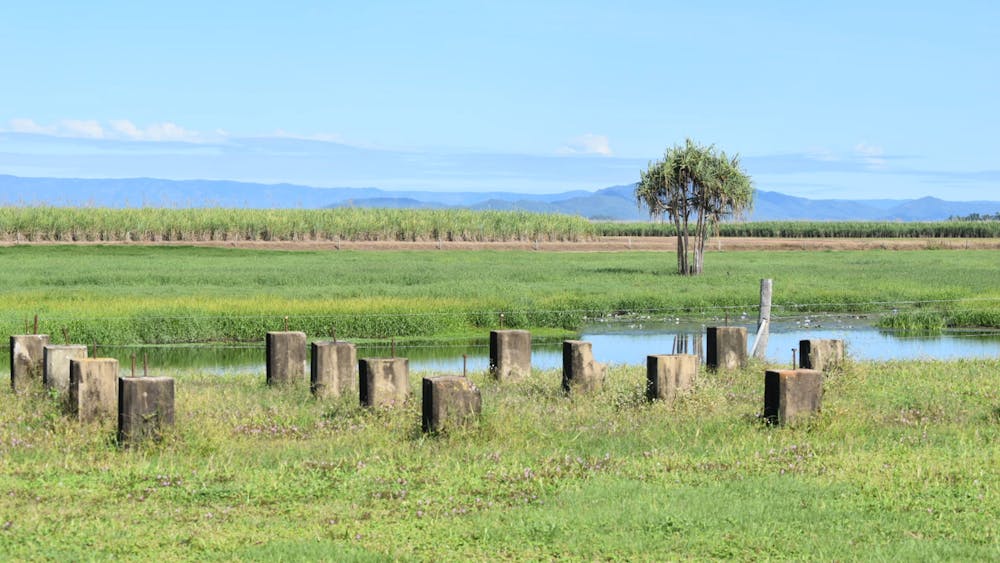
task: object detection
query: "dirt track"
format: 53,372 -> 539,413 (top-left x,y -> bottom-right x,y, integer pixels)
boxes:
4,236 -> 1000,251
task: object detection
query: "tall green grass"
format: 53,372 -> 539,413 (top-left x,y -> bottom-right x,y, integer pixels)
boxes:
0,359 -> 996,559
0,207 -> 596,242
595,220 -> 1000,238
3,207 -> 999,242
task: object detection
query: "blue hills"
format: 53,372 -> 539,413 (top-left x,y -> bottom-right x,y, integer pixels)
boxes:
1,175 -> 997,222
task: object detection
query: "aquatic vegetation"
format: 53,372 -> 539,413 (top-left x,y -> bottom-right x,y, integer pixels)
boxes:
2,246 -> 998,344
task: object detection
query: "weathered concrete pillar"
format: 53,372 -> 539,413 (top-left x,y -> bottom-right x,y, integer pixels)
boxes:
359,358 -> 409,407
69,358 -> 118,423
118,377 -> 175,447
764,369 -> 823,425
44,344 -> 88,397
10,334 -> 50,393
646,354 -> 698,402
562,340 -> 604,394
311,341 -> 357,399
706,327 -> 747,371
799,339 -> 846,371
266,331 -> 307,385
489,330 -> 531,381
421,376 -> 482,433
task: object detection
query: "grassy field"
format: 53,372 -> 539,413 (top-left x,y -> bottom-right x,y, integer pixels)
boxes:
1,242 -> 997,559
3,207 -> 1000,242
0,359 -> 996,559
1,245 -> 999,346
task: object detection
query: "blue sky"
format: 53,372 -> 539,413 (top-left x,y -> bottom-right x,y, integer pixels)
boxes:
2,1 -> 997,200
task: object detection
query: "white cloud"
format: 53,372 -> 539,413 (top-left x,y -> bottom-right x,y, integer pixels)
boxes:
108,119 -> 208,142
559,133 -> 613,156
1,118 -> 360,147
854,141 -> 887,169
61,119 -> 105,139
108,119 -> 142,139
8,118 -> 52,134
6,117 -> 104,138
143,122 -> 200,142
4,118 -> 215,143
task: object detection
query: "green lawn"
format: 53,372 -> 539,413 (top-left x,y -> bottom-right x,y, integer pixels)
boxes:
1,245 -> 999,344
0,359 -> 996,560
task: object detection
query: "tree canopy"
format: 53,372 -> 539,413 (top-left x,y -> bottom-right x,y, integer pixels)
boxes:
636,139 -> 753,275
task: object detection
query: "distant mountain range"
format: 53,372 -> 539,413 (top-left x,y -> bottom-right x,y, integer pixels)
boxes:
1,174 -> 998,222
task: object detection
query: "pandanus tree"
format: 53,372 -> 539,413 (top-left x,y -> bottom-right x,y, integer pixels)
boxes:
636,139 -> 754,275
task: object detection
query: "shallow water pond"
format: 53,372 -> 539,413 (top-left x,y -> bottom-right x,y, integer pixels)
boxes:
6,315 -> 997,377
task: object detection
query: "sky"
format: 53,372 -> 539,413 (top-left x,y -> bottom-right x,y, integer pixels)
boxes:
1,1 -> 998,200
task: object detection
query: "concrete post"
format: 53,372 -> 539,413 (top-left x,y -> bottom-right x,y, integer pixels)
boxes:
646,354 -> 698,402
706,327 -> 747,371
266,331 -> 307,385
10,334 -> 50,393
359,358 -> 409,407
799,339 -> 846,372
489,330 -> 531,381
562,340 -> 604,394
69,358 -> 119,423
764,369 -> 823,425
44,344 -> 88,398
421,376 -> 482,433
311,341 -> 357,399
118,377 -> 175,447
751,278 -> 773,360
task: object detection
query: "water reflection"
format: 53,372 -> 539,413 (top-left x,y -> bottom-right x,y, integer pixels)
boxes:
3,316 -> 999,376
581,320 -> 1000,367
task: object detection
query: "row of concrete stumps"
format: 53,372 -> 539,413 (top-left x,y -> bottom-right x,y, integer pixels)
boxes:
263,326 -> 845,432
263,330 -> 607,433
265,331 -> 482,433
488,328 -> 846,426
9,335 -> 174,447
9,324 -> 843,442
702,326 -> 847,424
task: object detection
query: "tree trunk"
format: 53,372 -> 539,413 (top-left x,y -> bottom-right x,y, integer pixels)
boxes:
681,216 -> 690,275
692,212 -> 706,275
673,215 -> 684,275
696,225 -> 707,274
